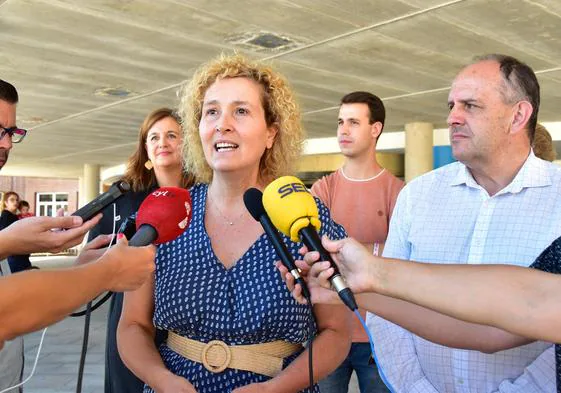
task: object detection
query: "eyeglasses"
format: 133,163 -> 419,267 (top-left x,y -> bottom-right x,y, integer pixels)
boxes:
0,127 -> 27,143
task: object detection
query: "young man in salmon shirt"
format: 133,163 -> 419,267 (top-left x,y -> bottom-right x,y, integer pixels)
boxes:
312,91 -> 404,393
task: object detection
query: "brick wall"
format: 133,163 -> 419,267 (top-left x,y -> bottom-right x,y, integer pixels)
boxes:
0,176 -> 79,214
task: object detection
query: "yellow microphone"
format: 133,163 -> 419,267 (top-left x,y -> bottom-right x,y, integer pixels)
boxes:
262,176 -> 321,242
263,176 -> 358,311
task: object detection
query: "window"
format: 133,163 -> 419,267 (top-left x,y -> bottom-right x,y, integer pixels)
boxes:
36,192 -> 68,217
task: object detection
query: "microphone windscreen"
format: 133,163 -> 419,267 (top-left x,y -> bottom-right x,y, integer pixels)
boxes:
263,176 -> 320,242
243,188 -> 266,221
136,187 -> 192,245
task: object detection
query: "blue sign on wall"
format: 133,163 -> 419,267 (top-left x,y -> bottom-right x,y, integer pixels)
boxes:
433,145 -> 456,169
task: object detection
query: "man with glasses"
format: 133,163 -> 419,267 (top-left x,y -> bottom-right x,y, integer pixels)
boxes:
0,126 -> 26,145
0,80 -> 26,170
0,78 -> 28,392
0,126 -> 26,150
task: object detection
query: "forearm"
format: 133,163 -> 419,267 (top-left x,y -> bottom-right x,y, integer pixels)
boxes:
380,260 -> 561,342
357,293 -> 531,352
0,234 -> 10,259
267,309 -> 351,391
0,262 -> 110,342
117,322 -> 174,390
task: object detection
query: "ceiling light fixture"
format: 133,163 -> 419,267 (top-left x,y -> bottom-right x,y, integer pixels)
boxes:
227,31 -> 302,52
94,87 -> 134,97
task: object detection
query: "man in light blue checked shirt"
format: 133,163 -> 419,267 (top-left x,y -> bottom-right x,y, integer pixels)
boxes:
367,54 -> 560,393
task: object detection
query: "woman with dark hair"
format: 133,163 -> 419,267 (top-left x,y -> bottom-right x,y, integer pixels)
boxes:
88,107 -> 194,393
0,191 -> 32,273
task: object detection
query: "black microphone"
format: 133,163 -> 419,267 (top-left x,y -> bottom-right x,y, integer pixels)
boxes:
243,188 -> 311,302
73,180 -> 130,221
128,224 -> 158,247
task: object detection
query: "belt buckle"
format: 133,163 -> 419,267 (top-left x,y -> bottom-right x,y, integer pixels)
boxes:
201,340 -> 231,373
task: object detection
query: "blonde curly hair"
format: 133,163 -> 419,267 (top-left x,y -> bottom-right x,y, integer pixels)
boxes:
178,53 -> 304,184
533,123 -> 557,162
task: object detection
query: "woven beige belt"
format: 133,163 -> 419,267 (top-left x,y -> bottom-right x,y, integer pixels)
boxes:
167,331 -> 302,377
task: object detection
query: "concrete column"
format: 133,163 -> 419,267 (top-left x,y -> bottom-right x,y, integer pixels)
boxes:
82,164 -> 100,206
405,122 -> 434,183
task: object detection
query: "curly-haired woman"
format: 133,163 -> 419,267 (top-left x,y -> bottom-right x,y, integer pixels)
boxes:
118,54 -> 351,393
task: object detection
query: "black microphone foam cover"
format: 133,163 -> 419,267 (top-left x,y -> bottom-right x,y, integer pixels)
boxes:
243,187 -> 266,221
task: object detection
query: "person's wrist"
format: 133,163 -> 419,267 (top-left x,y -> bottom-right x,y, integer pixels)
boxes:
0,222 -> 24,256
369,255 -> 388,294
94,251 -> 119,292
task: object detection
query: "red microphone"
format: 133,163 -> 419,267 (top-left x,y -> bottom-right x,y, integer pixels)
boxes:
130,187 -> 192,246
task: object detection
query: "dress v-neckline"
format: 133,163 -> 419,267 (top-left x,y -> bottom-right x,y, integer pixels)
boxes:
200,185 -> 267,271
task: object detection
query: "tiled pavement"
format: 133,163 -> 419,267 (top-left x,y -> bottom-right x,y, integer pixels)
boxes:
22,298 -> 108,393
18,256 -> 361,393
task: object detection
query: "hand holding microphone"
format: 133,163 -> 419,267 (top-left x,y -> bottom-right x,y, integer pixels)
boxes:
302,236 -> 383,297
263,176 -> 358,311
98,236 -> 157,292
106,186 -> 193,291
0,214 -> 102,259
80,187 -> 193,291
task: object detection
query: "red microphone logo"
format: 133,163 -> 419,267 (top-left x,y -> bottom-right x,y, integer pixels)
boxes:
136,187 -> 192,245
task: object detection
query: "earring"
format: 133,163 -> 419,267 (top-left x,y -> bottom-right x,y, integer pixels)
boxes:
144,160 -> 153,170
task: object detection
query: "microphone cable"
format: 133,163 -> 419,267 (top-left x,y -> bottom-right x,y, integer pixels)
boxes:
75,301 -> 91,393
74,203 -> 118,393
0,327 -> 48,393
70,292 -> 113,317
306,298 -> 315,392
354,310 -> 396,393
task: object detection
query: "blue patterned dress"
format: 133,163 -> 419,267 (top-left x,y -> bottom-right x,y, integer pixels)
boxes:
529,236 -> 561,393
145,183 -> 346,393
